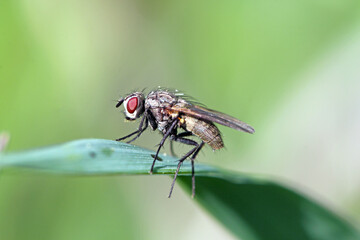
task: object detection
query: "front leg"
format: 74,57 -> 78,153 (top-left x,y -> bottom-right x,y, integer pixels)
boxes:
116,114 -> 147,142
126,118 -> 148,143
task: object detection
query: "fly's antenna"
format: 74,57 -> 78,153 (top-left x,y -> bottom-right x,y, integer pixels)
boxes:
116,98 -> 124,108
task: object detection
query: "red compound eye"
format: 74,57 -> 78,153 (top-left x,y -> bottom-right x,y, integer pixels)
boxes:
126,97 -> 138,114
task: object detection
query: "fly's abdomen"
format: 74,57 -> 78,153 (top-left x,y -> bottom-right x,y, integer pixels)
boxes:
182,116 -> 224,150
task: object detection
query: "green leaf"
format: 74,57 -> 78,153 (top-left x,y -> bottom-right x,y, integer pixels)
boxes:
0,139 -> 216,175
179,175 -> 360,240
0,139 -> 358,240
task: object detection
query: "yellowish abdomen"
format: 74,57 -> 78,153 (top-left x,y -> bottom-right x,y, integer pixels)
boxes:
181,116 -> 224,150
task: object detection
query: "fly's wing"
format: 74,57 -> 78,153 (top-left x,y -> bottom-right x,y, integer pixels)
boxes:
171,105 -> 255,134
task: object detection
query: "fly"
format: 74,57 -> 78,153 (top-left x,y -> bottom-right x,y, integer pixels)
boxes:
115,88 -> 255,198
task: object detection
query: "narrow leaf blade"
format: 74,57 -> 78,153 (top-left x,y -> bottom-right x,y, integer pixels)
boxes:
0,139 -> 359,240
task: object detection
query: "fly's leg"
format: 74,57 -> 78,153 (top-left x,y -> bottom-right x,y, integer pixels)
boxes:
169,141 -> 176,157
175,131 -> 193,138
169,131 -> 193,157
190,141 -> 204,198
125,110 -> 155,143
146,109 -> 157,130
115,130 -> 140,142
116,114 -> 147,143
127,119 -> 148,143
168,135 -> 202,198
150,119 -> 179,174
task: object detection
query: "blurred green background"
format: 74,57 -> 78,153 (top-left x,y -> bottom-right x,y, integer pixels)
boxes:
1,0 -> 360,239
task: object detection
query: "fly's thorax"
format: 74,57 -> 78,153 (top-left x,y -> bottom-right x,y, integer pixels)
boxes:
145,90 -> 177,107
180,116 -> 224,150
145,90 -> 179,133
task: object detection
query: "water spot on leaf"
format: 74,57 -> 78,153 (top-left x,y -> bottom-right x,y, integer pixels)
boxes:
101,148 -> 114,157
89,151 -> 97,158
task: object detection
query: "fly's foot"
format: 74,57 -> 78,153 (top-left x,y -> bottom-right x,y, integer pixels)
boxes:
151,154 -> 163,161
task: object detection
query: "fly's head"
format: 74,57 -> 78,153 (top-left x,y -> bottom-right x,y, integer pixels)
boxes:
116,92 -> 145,120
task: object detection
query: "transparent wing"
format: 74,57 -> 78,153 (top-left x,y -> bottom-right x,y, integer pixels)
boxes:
171,105 -> 255,134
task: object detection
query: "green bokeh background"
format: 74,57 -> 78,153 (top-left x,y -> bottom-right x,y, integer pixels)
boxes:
1,1 -> 360,239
